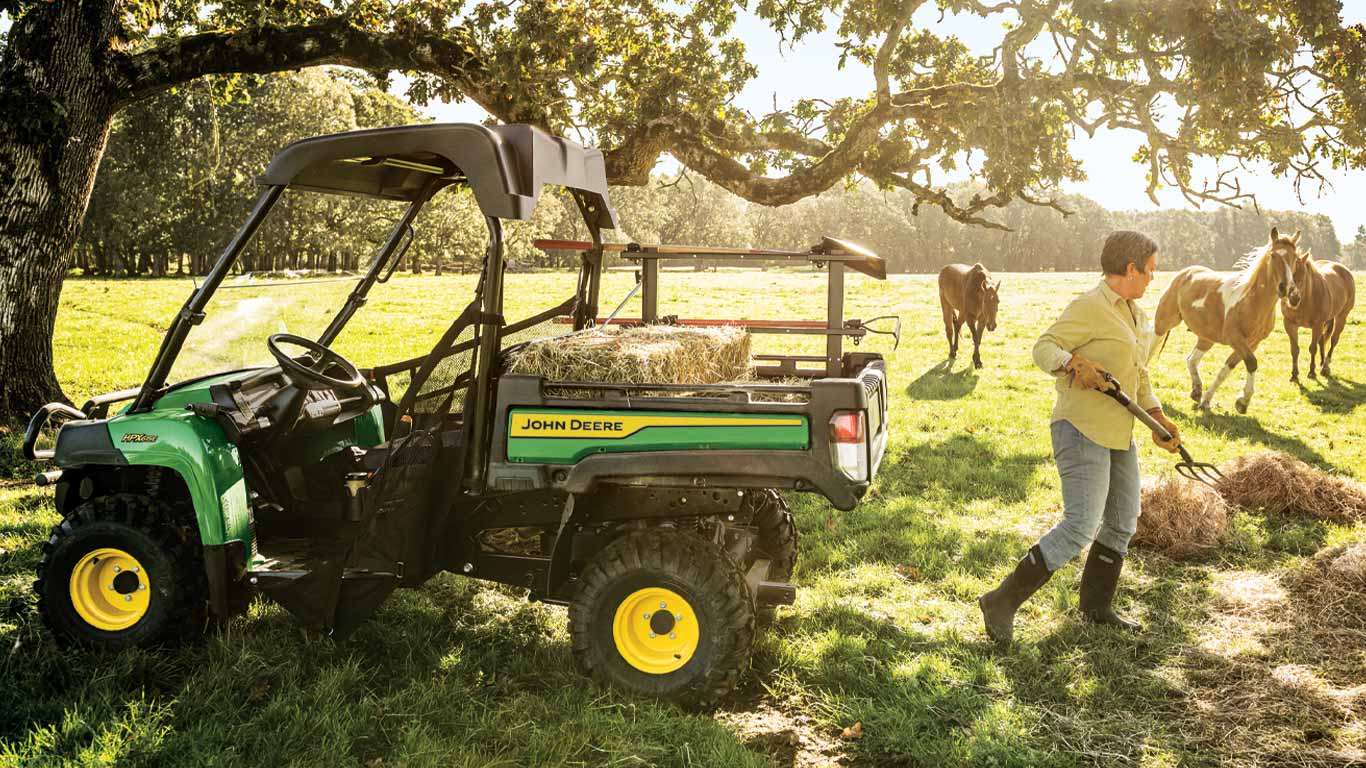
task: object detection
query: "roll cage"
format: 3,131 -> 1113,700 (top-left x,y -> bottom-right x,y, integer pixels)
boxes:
131,122 -> 620,417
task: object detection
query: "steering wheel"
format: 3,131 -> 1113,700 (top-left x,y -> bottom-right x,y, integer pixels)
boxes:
267,334 -> 367,392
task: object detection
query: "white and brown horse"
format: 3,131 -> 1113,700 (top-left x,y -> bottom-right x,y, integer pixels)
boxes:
1283,252 -> 1356,381
938,263 -> 1000,369
1155,227 -> 1304,413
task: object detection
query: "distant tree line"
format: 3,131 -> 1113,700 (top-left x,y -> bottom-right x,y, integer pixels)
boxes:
77,71 -> 1356,278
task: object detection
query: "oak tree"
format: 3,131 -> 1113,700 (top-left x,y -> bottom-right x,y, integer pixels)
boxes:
1,0 -> 1364,420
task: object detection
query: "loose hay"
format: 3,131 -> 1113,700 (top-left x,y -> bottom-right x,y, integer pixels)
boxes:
1135,475 -> 1231,558
506,325 -> 751,385
1216,451 -> 1366,523
1287,542 -> 1366,626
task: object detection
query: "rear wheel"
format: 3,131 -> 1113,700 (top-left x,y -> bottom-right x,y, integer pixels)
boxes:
744,490 -> 797,624
570,529 -> 754,706
747,489 -> 797,581
36,494 -> 207,648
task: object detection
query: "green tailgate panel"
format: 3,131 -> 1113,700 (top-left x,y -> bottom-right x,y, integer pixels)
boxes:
507,409 -> 810,464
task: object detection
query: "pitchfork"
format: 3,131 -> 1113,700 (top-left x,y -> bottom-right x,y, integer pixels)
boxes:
1099,372 -> 1225,488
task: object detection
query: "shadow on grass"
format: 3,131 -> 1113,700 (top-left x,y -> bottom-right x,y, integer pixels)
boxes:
879,432 -> 1051,505
0,527 -> 766,766
905,359 -> 978,401
1298,374 -> 1366,415
1165,402 -> 1344,473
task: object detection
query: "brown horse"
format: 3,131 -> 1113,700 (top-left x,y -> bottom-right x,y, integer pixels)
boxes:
1155,227 -> 1304,413
1283,251 -> 1356,381
938,263 -> 1000,369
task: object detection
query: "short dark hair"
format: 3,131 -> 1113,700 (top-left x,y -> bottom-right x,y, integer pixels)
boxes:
1100,231 -> 1158,276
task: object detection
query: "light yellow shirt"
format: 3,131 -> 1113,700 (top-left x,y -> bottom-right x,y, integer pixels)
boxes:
1033,280 -> 1162,450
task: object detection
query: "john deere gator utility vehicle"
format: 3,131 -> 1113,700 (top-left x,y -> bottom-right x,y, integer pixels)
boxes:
24,123 -> 892,704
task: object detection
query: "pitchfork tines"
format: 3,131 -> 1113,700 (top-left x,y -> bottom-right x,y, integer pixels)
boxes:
1099,372 -> 1225,489
1174,446 -> 1225,488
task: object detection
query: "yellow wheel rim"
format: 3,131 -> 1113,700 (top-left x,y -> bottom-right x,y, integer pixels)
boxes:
68,548 -> 150,631
612,586 -> 699,674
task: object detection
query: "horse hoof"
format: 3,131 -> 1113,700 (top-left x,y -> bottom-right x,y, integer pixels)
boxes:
1322,366 -> 1332,378
1198,400 -> 1213,412
1190,390 -> 1203,404
1290,375 -> 1299,384
1308,370 -> 1318,380
973,360 -> 983,370
1235,398 -> 1248,414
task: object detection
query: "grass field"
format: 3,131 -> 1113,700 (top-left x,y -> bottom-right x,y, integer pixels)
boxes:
2,269 -> 1364,767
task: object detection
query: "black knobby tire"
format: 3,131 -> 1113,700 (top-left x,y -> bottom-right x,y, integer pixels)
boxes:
36,493 -> 208,649
747,489 -> 797,582
569,529 -> 755,706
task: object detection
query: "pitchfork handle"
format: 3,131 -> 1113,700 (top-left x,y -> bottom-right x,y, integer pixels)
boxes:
1097,373 -> 1194,462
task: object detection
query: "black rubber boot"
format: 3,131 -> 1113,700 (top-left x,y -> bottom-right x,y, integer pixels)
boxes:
1079,543 -> 1142,632
978,545 -> 1053,644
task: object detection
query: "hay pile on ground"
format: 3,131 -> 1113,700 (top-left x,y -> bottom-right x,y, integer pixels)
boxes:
1216,451 -> 1366,523
506,325 -> 751,385
1135,475 -> 1231,558
1286,542 -> 1366,625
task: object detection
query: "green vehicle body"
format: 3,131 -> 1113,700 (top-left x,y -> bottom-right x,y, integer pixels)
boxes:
23,123 -> 891,702
93,371 -> 386,548
505,408 -> 810,464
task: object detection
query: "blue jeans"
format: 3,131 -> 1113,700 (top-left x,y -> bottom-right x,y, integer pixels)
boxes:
1037,420 -> 1141,572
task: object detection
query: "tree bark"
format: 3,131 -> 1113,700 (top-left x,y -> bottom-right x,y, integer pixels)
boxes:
0,3 -> 121,422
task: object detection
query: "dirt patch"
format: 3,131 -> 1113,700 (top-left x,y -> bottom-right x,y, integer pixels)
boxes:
715,704 -> 849,767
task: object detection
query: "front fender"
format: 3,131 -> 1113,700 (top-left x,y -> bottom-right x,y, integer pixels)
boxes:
101,412 -> 250,547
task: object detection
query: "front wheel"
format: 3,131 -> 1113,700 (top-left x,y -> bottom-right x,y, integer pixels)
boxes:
569,529 -> 754,706
36,494 -> 206,648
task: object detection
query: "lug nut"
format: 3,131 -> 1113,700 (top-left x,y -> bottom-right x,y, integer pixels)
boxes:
669,633 -> 676,639
675,613 -> 682,621
649,632 -> 656,638
139,584 -> 146,591
659,601 -> 666,609
124,595 -> 132,602
107,585 -> 115,591
643,613 -> 651,619
113,566 -> 121,573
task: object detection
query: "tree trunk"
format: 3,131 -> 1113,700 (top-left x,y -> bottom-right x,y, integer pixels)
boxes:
0,4 -> 121,422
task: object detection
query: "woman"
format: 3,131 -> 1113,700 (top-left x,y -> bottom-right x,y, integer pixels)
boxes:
978,231 -> 1182,643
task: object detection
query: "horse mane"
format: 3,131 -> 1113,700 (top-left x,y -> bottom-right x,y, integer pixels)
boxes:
1228,244 -> 1272,291
965,263 -> 988,291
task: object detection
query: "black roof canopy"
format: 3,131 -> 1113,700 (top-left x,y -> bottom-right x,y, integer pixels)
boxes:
258,123 -> 618,229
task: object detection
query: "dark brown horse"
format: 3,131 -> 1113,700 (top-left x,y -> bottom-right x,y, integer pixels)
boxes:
1283,251 -> 1356,381
938,263 -> 1000,369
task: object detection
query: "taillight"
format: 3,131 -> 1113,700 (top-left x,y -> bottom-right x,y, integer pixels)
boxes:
829,411 -> 865,443
828,411 -> 868,482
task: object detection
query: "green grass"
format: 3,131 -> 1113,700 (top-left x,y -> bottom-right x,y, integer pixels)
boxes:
3,270 -> 1365,766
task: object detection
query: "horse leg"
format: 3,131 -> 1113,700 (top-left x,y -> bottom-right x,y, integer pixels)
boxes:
1321,318 -> 1339,378
1284,316 -> 1301,384
1187,339 -> 1213,404
970,321 -> 985,369
1199,348 -> 1242,411
953,317 -> 965,359
941,297 -> 957,359
1234,347 -> 1259,415
1308,323 -> 1324,380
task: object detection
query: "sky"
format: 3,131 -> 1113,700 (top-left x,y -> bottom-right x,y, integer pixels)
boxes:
415,6 -> 1366,242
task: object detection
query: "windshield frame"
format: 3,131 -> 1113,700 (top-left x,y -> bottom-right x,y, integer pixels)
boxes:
129,180 -> 439,413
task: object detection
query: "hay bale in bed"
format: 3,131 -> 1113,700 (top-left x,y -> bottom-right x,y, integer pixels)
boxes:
506,325 -> 752,386
1135,475 -> 1231,558
1216,451 -> 1366,523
